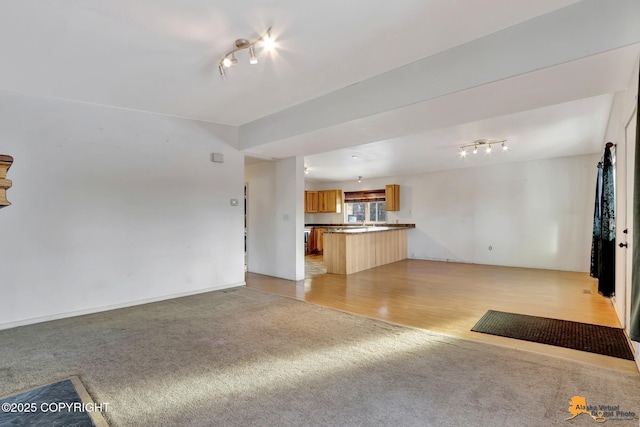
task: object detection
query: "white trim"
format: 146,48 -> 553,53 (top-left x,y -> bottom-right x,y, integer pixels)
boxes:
623,103 -> 637,367
625,105 -> 637,130
0,281 -> 246,331
612,296 -> 626,328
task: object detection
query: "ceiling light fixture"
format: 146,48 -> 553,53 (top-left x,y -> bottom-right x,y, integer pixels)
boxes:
248,46 -> 258,64
223,54 -> 237,68
218,26 -> 274,79
358,176 -> 362,183
459,139 -> 507,158
304,167 -> 309,175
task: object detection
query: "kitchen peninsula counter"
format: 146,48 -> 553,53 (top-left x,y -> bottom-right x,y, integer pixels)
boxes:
320,224 -> 414,275
306,223 -> 415,230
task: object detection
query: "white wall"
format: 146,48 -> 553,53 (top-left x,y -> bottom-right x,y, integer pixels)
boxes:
307,153 -> 598,272
0,91 -> 245,329
245,157 -> 305,281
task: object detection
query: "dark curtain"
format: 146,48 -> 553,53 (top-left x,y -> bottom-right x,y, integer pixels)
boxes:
630,69 -> 640,342
589,163 -> 603,277
590,145 -> 616,297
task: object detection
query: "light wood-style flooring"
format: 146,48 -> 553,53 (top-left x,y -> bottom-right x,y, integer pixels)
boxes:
246,257 -> 638,373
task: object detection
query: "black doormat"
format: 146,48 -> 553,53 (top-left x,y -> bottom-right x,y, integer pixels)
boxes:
471,310 -> 635,360
0,377 -> 109,426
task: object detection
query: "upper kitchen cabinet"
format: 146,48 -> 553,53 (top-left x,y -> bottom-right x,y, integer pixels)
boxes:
305,191 -> 319,213
319,189 -> 342,213
386,184 -> 400,211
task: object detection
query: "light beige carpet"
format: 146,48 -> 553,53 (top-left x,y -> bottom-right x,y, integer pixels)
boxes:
0,287 -> 638,426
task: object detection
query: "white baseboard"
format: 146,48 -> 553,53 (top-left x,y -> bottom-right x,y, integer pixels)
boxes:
0,281 -> 245,331
611,296 -> 626,329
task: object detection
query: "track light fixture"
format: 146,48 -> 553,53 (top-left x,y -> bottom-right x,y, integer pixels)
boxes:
218,27 -> 274,79
358,176 -> 362,183
304,167 -> 309,175
249,46 -> 258,64
459,139 -> 507,158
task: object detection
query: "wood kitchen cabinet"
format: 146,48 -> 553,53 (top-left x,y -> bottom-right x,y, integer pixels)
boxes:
305,191 -> 319,213
318,190 -> 343,213
385,184 -> 400,211
309,227 -> 327,253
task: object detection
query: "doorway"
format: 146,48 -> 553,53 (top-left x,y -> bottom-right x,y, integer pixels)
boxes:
244,183 -> 248,271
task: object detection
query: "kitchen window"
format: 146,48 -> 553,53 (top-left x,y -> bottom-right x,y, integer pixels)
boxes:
343,189 -> 387,223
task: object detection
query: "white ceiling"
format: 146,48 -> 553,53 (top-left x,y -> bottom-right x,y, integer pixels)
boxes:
303,94 -> 615,181
1,1 -> 639,182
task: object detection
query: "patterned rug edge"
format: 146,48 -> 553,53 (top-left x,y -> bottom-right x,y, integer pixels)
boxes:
0,376 -> 109,427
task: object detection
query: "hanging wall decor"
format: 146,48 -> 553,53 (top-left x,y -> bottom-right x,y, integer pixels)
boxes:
0,154 -> 14,208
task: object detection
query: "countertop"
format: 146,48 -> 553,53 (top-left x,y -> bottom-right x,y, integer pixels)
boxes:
306,224 -> 415,234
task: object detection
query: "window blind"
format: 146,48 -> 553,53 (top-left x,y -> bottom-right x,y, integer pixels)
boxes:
343,189 -> 385,203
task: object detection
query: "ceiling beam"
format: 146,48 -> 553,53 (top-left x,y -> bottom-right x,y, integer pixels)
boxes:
239,0 -> 640,151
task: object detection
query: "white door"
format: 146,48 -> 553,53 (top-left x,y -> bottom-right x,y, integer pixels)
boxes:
624,109 -> 636,330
